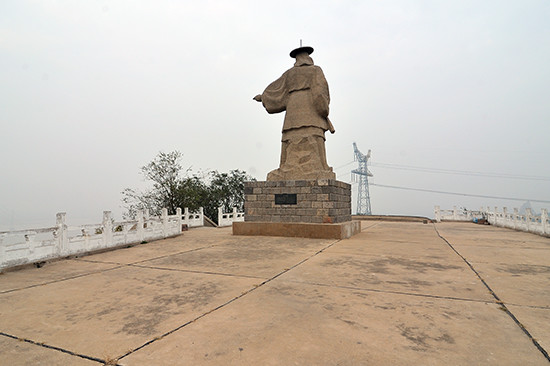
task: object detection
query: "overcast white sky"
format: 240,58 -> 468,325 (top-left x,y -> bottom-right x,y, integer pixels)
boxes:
1,0 -> 549,229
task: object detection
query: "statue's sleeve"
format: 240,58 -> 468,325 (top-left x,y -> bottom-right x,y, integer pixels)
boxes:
261,72 -> 288,114
312,66 -> 330,118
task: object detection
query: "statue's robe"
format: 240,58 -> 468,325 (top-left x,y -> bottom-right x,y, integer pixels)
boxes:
260,60 -> 334,137
259,56 -> 336,181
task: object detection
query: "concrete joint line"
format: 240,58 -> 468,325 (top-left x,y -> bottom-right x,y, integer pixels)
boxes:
116,238 -> 342,362
433,224 -> 550,362
0,265 -> 125,295
74,245 -> 216,267
0,331 -> 109,365
282,279 -> 498,305
127,264 -> 266,280
504,303 -> 550,310
360,222 -> 380,232
127,245 -> 217,266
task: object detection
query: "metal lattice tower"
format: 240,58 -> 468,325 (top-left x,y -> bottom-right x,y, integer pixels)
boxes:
352,142 -> 373,215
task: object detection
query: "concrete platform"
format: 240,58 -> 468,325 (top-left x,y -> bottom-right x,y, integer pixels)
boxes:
232,220 -> 361,239
0,222 -> 549,365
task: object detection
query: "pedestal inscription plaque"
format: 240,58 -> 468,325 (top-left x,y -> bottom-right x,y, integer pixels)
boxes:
275,194 -> 297,205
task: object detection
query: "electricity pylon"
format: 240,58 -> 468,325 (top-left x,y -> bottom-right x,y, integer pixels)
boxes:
352,142 -> 373,215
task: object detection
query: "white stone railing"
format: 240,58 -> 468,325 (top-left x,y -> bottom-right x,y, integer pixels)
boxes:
218,207 -> 244,227
435,205 -> 549,237
486,207 -> 549,237
434,205 -> 485,222
0,207 -> 205,272
182,207 -> 204,227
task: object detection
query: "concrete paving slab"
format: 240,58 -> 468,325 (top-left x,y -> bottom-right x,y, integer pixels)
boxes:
0,265 -> 260,362
77,233 -> 216,265
360,221 -> 441,242
139,238 -> 334,279
0,336 -> 99,366
445,235 -> 550,249
327,230 -> 461,262
280,251 -> 493,302
437,224 -> 550,306
507,305 -> 550,353
475,263 -> 550,307
436,223 -> 550,248
120,281 -> 547,366
2,221 -> 550,365
0,259 -> 120,293
219,234 -> 334,253
451,245 -> 550,266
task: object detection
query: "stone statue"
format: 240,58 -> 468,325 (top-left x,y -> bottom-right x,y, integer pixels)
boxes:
254,46 -> 336,181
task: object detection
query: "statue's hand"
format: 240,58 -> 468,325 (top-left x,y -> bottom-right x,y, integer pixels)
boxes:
253,94 -> 262,102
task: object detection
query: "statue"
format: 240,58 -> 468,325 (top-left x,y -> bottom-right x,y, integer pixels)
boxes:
254,46 -> 336,181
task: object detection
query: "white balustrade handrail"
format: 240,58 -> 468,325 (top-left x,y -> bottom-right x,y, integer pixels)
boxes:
1,207 -> 205,272
434,205 -> 485,222
434,205 -> 549,237
218,207 -> 245,227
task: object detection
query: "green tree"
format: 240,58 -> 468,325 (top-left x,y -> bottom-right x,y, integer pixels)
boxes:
203,170 -> 253,221
122,151 -> 255,224
122,151 -> 188,218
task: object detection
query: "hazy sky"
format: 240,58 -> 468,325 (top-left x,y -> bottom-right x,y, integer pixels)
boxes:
1,0 -> 549,229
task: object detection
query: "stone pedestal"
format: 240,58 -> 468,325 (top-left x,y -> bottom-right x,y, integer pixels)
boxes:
233,179 -> 360,239
233,221 -> 361,240
244,179 -> 351,223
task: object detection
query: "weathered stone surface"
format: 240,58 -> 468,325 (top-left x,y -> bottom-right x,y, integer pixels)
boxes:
242,179 -> 352,224
0,336 -> 98,366
232,221 -> 361,239
254,46 -> 335,181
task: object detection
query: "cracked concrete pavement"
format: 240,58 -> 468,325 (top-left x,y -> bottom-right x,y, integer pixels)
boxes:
1,221 -> 549,365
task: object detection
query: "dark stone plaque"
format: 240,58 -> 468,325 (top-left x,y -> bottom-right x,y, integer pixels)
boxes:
275,193 -> 297,205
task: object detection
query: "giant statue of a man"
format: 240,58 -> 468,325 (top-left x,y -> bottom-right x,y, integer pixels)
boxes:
254,46 -> 336,181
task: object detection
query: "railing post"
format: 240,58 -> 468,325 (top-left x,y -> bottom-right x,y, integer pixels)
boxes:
452,206 -> 458,221
434,206 -> 441,222
199,207 -> 204,226
218,207 -> 223,226
184,207 -> 189,226
541,209 -> 549,235
176,208 -> 182,234
525,208 -> 532,232
513,208 -> 519,230
137,210 -> 144,242
0,233 -> 6,270
233,207 -> 238,221
103,211 -> 113,247
55,212 -> 68,255
144,209 -> 150,233
82,227 -> 91,251
25,232 -> 36,255
502,207 -> 510,227
161,208 -> 168,238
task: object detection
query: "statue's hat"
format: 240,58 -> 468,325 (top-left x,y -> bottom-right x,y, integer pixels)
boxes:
290,46 -> 314,58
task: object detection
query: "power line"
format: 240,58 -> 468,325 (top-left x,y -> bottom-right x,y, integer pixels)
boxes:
370,183 -> 550,204
335,160 -> 550,181
371,162 -> 550,181
334,161 -> 355,171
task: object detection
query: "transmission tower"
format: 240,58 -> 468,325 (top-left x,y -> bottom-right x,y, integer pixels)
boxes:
352,142 -> 373,215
